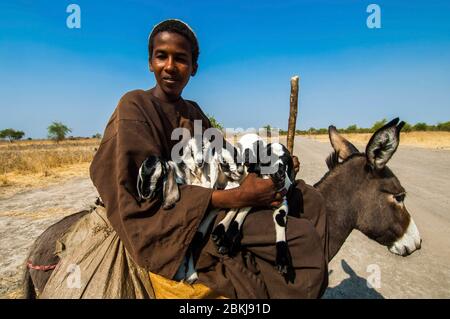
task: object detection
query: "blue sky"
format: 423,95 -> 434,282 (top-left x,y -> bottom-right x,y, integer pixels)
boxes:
1,0 -> 449,138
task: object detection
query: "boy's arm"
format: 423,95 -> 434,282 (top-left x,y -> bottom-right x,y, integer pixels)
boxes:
210,173 -> 282,209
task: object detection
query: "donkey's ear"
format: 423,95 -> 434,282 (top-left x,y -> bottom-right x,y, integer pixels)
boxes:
366,118 -> 405,171
162,162 -> 180,209
328,125 -> 359,160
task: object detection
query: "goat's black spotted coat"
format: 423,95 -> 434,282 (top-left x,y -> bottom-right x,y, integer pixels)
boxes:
90,89 -> 329,299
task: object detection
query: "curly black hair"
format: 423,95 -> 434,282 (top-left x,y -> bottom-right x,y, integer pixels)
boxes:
148,19 -> 199,65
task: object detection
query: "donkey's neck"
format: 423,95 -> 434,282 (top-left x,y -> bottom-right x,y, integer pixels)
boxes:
315,158 -> 361,261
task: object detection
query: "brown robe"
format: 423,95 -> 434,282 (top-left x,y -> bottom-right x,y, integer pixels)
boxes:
90,89 -> 329,299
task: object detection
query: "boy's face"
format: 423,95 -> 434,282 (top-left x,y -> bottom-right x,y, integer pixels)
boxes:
150,31 -> 197,101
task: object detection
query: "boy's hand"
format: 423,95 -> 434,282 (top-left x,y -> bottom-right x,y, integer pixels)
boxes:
211,173 -> 281,209
237,173 -> 281,208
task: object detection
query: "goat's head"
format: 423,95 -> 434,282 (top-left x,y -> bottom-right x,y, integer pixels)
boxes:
216,143 -> 245,183
137,156 -> 180,210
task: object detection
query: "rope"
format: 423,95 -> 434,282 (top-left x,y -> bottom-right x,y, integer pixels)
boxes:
27,260 -> 58,271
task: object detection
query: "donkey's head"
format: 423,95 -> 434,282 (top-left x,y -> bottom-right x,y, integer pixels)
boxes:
324,118 -> 421,257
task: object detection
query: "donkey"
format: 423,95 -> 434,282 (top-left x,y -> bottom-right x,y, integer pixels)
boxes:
317,118 -> 421,260
22,117 -> 421,298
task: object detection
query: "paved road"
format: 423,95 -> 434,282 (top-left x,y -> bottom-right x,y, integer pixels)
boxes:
0,136 -> 449,298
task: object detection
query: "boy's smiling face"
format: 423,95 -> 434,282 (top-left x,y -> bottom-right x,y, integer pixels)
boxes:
150,31 -> 197,102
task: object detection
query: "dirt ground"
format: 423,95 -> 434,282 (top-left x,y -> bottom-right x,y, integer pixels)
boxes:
0,136 -> 449,298
0,177 -> 98,298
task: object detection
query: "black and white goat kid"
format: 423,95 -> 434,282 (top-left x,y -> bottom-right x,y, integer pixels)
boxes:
137,134 -> 296,282
210,134 -> 296,278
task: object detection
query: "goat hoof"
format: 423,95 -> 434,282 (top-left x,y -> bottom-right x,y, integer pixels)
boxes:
277,264 -> 288,274
212,225 -> 231,254
225,221 -> 242,253
218,246 -> 229,255
275,241 -> 292,275
211,224 -> 226,243
228,235 -> 242,253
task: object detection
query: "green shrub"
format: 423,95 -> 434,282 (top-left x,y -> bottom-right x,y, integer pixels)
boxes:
345,124 -> 358,133
402,122 -> 412,132
436,121 -> 450,131
413,122 -> 428,131
371,119 -> 387,132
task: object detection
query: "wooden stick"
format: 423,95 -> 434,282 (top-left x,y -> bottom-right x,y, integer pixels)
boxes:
287,75 -> 299,155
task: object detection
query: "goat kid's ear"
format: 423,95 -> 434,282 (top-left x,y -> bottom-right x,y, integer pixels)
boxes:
162,162 -> 180,209
137,156 -> 160,201
365,118 -> 405,171
209,161 -> 219,187
328,125 -> 359,160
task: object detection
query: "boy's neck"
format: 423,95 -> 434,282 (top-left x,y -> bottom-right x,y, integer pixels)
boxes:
151,86 -> 182,103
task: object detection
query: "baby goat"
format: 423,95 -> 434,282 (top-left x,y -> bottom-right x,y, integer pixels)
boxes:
210,134 -> 296,276
136,136 -> 243,283
137,134 -> 296,282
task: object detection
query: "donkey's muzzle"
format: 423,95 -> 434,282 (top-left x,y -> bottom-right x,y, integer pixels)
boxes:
388,218 -> 422,256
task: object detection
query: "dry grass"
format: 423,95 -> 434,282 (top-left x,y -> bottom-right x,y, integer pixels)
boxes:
305,131 -> 450,150
1,132 -> 448,197
0,139 -> 99,174
0,162 -> 92,198
0,139 -> 99,197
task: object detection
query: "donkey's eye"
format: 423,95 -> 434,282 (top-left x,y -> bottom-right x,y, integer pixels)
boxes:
394,193 -> 405,203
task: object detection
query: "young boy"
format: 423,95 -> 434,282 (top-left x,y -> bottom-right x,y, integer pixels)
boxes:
89,19 -> 329,298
